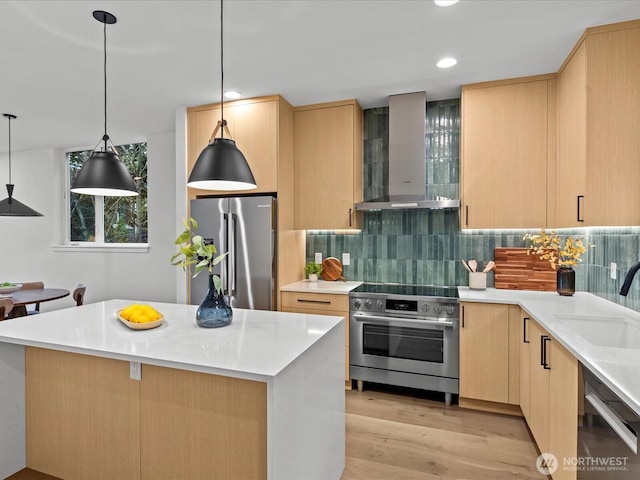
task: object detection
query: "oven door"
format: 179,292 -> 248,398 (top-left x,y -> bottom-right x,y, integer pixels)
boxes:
350,311 -> 459,379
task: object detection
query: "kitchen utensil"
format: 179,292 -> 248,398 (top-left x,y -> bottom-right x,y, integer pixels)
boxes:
494,248 -> 555,291
469,272 -> 487,290
461,260 -> 472,273
322,257 -> 347,281
482,260 -> 496,273
468,259 -> 477,273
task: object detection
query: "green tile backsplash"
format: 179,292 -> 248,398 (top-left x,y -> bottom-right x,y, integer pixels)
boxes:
307,100 -> 640,311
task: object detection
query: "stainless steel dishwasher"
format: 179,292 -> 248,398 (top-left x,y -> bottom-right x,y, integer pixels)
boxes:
577,364 -> 640,479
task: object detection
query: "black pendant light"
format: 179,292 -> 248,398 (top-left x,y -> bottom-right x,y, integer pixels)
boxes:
187,0 -> 257,191
0,114 -> 43,217
71,10 -> 138,197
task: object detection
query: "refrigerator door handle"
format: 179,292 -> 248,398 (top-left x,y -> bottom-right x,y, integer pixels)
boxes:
222,213 -> 230,295
229,212 -> 237,297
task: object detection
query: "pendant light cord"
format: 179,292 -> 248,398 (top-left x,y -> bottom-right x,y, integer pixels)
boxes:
103,19 -> 109,151
220,0 -> 224,139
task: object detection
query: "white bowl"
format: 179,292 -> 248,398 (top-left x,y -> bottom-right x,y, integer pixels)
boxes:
116,309 -> 164,330
0,283 -> 22,294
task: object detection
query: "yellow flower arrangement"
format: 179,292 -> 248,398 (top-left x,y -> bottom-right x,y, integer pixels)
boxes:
523,230 -> 589,270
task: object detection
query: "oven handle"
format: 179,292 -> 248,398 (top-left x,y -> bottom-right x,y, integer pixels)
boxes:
353,313 -> 454,328
585,386 -> 638,455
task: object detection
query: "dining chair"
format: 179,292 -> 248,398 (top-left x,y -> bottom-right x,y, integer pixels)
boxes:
0,298 -> 14,320
21,281 -> 45,314
73,283 -> 86,306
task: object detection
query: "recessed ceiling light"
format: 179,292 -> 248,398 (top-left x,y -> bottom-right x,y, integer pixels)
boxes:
436,57 -> 458,69
224,91 -> 241,99
434,0 -> 459,6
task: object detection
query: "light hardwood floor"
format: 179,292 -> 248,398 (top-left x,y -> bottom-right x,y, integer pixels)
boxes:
342,385 -> 546,480
11,386 -> 545,480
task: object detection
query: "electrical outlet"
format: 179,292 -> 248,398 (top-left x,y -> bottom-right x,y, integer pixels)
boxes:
611,262 -> 617,280
315,253 -> 322,263
342,253 -> 351,266
130,361 -> 141,381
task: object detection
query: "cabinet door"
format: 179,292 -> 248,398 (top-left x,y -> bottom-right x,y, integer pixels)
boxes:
26,348 -> 141,480
140,365 -> 267,480
528,319 -> 550,453
459,303 -> 509,403
519,312 -> 532,420
586,27 -> 640,226
461,80 -> 548,229
548,338 -> 578,480
187,99 -> 278,198
556,42 -> 587,227
232,100 -> 278,193
294,103 -> 360,230
507,305 -> 521,405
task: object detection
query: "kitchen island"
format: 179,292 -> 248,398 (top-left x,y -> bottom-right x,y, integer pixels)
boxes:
0,299 -> 345,480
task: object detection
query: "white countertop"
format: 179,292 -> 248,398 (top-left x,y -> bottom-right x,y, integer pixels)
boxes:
281,280 -> 362,294
0,299 -> 343,382
459,287 -> 640,416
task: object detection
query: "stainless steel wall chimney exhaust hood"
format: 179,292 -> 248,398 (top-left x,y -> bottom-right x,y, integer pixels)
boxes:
354,92 -> 460,211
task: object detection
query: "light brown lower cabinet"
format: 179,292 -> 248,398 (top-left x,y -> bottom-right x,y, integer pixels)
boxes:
280,291 -> 350,388
26,347 -> 267,480
520,312 -> 578,480
459,302 -> 520,413
463,303 -> 578,480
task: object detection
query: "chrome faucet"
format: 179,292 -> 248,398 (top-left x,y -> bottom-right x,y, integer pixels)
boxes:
620,261 -> 640,296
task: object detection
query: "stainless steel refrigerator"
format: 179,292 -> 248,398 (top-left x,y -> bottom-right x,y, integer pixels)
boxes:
190,196 -> 276,310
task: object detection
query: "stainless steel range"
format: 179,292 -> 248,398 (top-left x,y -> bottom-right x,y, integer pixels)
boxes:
349,283 -> 459,405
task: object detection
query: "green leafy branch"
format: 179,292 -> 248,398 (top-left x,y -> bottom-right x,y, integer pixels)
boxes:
171,217 -> 228,293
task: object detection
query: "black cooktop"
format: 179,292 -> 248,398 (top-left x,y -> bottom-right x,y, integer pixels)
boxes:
351,283 -> 459,299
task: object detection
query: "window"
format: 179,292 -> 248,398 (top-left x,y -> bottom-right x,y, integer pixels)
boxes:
68,143 -> 148,244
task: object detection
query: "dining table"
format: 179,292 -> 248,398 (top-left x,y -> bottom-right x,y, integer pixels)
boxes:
6,288 -> 71,318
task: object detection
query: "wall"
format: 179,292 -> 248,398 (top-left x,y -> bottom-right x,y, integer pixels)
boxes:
307,102 -> 640,311
0,131 -> 178,312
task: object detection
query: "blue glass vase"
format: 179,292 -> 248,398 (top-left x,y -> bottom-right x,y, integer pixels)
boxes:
196,274 -> 233,328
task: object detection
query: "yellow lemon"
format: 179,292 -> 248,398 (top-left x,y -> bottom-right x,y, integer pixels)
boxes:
120,309 -> 132,321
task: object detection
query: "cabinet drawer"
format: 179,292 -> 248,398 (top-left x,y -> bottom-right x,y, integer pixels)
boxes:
281,292 -> 349,312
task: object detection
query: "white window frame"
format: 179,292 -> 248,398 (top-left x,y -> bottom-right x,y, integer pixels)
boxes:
53,144 -> 149,253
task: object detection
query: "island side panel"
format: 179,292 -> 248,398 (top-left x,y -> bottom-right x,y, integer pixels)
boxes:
268,319 -> 345,480
140,364 -> 267,480
26,347 -> 141,480
0,343 -> 25,478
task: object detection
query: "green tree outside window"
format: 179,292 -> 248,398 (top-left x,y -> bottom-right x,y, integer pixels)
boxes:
68,143 -> 148,243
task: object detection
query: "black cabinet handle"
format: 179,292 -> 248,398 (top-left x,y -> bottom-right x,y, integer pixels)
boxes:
542,335 -> 551,370
465,205 -> 469,226
461,305 -> 465,328
349,208 -> 353,227
577,195 -> 584,222
523,317 -> 529,344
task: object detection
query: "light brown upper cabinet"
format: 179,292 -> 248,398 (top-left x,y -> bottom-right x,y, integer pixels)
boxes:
186,95 -> 306,301
461,75 -> 555,229
294,99 -> 363,230
187,96 -> 282,199
556,20 -> 640,226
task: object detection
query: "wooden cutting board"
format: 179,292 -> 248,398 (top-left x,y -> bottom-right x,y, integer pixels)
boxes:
322,257 -> 346,282
494,248 -> 556,291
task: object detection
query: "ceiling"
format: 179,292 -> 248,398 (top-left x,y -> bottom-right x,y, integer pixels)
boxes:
1,0 -> 640,154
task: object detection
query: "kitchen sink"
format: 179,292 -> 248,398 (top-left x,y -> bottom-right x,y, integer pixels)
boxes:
555,314 -> 640,349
